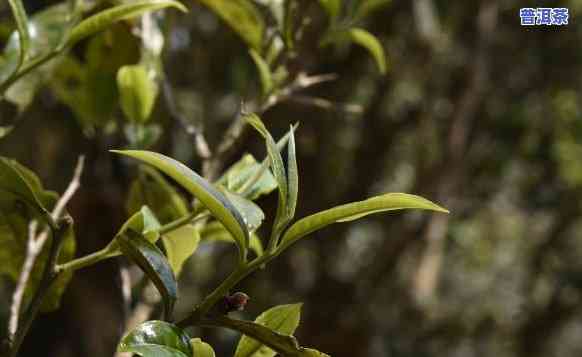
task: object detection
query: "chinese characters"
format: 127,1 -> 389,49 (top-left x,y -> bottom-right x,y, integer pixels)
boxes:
520,8 -> 569,26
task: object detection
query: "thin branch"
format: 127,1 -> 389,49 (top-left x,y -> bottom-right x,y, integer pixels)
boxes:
7,156 -> 84,345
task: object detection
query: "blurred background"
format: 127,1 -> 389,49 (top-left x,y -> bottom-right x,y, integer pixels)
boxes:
1,0 -> 582,356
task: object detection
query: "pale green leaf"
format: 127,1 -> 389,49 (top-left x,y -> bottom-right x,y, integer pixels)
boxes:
111,150 -> 249,260
222,190 -> 265,232
190,338 -> 216,357
218,154 -> 277,200
201,221 -> 264,257
67,0 -> 187,47
195,0 -> 264,51
235,303 -> 302,357
249,49 -> 273,95
245,114 -> 290,235
162,224 -> 200,275
117,64 -> 158,123
0,126 -> 13,139
355,0 -> 391,21
286,126 -> 298,220
347,27 -> 387,74
318,0 -> 341,21
280,193 -> 448,249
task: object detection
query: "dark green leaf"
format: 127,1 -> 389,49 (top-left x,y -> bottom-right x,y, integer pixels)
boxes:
117,64 -> 159,123
111,150 -> 250,261
279,193 -> 448,250
118,320 -> 192,357
235,304 -> 302,357
0,157 -> 52,221
195,0 -> 265,51
118,230 -> 178,320
67,0 -> 186,47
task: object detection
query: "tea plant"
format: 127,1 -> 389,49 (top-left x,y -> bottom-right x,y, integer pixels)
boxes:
0,1 -> 448,356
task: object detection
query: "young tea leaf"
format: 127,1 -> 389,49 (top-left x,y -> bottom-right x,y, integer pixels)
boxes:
118,230 -> 178,320
217,154 -> 277,200
286,126 -> 298,221
162,224 -> 200,275
119,320 -> 192,357
117,64 -> 158,123
0,157 -> 53,223
245,114 -> 290,237
195,0 -> 265,52
111,150 -> 250,261
279,193 -> 448,250
347,28 -> 387,74
354,0 -> 392,21
67,0 -> 187,47
201,221 -> 264,257
222,190 -> 265,232
190,338 -> 216,357
318,0 -> 341,21
235,303 -> 302,357
249,49 -> 273,96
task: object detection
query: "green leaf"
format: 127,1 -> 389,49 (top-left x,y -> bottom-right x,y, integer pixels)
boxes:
279,193 -> 449,249
0,159 -> 75,311
301,349 -> 331,357
347,28 -> 387,74
117,64 -> 158,123
67,0 -> 187,47
118,230 -> 178,320
235,303 -> 302,357
354,0 -> 391,21
218,154 -> 278,200
111,150 -> 250,261
195,0 -> 265,51
119,320 -> 192,357
245,114 -> 290,236
106,206 -> 162,257
190,338 -> 216,357
222,190 -> 265,232
162,224 -> 200,275
0,157 -> 52,222
8,0 -> 30,71
201,221 -> 264,257
0,3 -> 77,86
286,126 -> 298,221
318,0 -> 341,21
127,166 -> 189,223
0,126 -> 14,139
249,49 -> 273,96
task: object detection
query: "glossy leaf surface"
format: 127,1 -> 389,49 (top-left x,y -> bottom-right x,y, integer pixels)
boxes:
280,193 -> 448,249
112,150 -> 249,260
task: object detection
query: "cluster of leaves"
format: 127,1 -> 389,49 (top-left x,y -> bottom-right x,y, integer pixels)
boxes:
0,1 -> 447,356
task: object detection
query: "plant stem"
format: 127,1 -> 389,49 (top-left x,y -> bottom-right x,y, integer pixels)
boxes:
8,217 -> 72,357
177,250 -> 281,328
54,246 -> 114,273
158,207 -> 206,235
